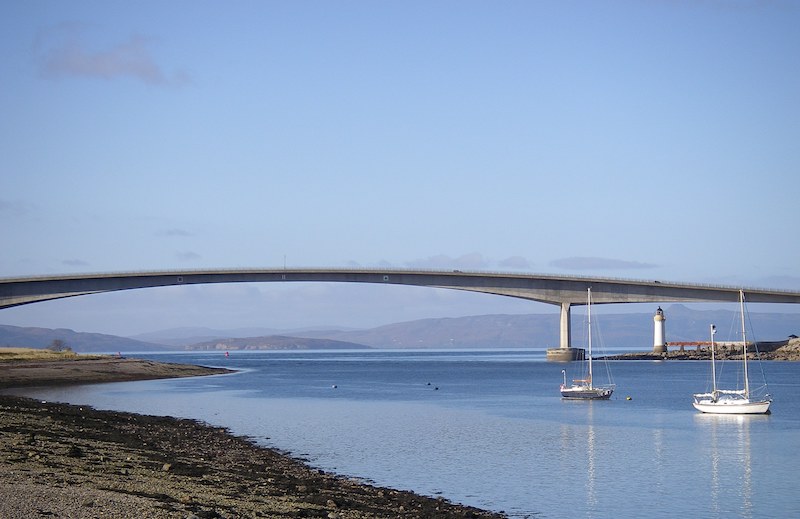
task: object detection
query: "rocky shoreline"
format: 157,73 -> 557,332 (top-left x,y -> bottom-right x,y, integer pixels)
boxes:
601,337 -> 800,361
0,353 -> 505,518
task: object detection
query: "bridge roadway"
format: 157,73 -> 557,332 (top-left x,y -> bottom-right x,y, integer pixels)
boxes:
2,268 -> 800,354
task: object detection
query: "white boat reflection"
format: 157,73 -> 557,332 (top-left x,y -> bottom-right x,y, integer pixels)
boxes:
694,413 -> 767,517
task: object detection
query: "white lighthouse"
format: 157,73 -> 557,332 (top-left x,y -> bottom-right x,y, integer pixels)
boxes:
653,306 -> 667,353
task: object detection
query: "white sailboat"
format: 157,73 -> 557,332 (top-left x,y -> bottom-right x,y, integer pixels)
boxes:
692,290 -> 772,414
560,287 -> 615,400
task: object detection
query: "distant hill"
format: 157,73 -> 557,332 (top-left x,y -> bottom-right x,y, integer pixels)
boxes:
0,325 -> 170,353
2,304 -> 798,353
130,326 -> 285,347
296,314 -> 560,349
131,325 -> 359,347
186,335 -> 371,351
293,305 -> 800,350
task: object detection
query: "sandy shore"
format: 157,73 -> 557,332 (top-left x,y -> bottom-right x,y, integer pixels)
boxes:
0,353 -> 505,518
0,356 -> 234,389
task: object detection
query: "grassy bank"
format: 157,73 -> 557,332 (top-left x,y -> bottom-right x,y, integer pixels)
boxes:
0,347 -> 105,362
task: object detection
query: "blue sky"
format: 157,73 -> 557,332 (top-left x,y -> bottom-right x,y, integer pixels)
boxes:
2,1 -> 799,336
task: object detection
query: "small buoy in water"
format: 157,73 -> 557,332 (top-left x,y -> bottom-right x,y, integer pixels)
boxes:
626,396 -> 632,400
331,384 -> 337,389
434,387 -> 439,391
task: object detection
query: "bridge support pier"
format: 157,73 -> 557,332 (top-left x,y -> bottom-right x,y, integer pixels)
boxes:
546,302 -> 585,361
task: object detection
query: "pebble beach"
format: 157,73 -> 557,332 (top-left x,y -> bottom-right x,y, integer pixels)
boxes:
0,351 -> 505,518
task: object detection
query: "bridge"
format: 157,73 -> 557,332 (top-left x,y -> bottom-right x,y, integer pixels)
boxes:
2,268 -> 800,359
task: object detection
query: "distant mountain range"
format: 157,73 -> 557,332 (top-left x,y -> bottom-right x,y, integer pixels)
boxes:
129,325 -> 357,348
1,304 -> 798,353
264,304 -> 800,350
187,335 -> 370,351
0,325 -> 169,353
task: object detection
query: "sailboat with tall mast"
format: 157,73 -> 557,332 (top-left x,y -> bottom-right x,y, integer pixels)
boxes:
560,287 -> 615,400
692,290 -> 771,414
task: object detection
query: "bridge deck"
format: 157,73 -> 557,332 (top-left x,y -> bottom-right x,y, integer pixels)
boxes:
2,268 -> 799,352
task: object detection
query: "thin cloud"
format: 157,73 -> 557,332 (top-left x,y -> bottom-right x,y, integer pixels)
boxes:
35,23 -> 190,86
0,199 -> 35,218
405,253 -> 492,270
62,259 -> 90,267
176,251 -> 201,261
159,228 -> 194,237
498,256 -> 532,270
350,260 -> 395,269
550,257 -> 658,270
385,255 -> 535,271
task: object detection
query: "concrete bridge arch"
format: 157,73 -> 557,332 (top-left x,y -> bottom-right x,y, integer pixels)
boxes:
3,268 -> 800,357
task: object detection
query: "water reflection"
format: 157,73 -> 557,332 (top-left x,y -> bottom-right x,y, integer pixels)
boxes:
586,403 -> 597,511
693,413 -> 767,518
650,428 -> 665,490
557,401 -> 601,516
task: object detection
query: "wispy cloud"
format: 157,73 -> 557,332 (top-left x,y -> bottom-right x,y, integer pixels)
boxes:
62,259 -> 90,267
0,199 -> 36,218
158,228 -> 194,237
404,253 -> 492,270
35,23 -> 190,86
176,251 -> 201,261
498,256 -> 532,270
549,257 -> 658,270
367,254 -> 534,271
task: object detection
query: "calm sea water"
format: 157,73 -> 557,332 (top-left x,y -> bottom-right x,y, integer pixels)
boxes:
5,350 -> 800,518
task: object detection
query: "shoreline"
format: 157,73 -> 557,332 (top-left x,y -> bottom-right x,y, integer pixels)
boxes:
0,352 -> 505,518
600,337 -> 800,361
0,356 -> 235,389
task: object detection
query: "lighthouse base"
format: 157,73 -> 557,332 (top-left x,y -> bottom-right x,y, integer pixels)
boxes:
653,344 -> 668,354
546,348 -> 586,362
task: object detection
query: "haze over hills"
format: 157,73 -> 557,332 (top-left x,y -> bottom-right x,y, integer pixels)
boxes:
0,325 -> 368,353
131,325 -> 358,348
1,304 -> 798,353
125,304 -> 800,351
0,325 -> 170,353
187,335 -> 370,351
294,305 -> 800,349
146,304 -> 800,350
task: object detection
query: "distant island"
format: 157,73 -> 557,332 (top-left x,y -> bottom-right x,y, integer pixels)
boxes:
185,335 -> 370,351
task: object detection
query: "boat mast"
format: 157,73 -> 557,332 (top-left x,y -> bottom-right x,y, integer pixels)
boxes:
587,287 -> 593,389
710,324 -> 717,397
740,289 -> 750,398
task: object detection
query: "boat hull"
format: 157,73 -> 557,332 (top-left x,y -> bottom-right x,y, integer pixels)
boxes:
560,386 -> 614,400
692,399 -> 771,415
